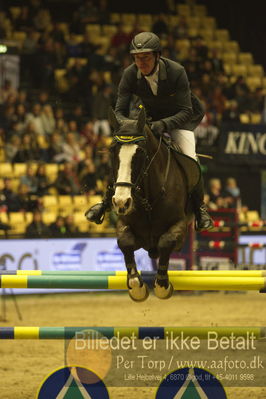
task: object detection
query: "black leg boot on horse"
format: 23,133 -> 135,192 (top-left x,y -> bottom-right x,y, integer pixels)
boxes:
85,186 -> 114,224
192,176 -> 214,232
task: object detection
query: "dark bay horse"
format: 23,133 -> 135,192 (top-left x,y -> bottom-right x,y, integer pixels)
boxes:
109,107 -> 198,301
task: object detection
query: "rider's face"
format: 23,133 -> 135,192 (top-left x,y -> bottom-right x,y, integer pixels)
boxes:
134,52 -> 156,75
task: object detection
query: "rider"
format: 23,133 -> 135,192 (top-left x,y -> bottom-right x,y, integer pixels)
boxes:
85,31 -> 213,231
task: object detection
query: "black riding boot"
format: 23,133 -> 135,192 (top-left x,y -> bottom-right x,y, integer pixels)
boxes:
192,177 -> 214,232
85,186 -> 114,224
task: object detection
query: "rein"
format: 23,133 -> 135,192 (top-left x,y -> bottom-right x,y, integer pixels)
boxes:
111,130 -> 171,213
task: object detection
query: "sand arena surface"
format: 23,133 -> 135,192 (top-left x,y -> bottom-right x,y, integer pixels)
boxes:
0,291 -> 266,398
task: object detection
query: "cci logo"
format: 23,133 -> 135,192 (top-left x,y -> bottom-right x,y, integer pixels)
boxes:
156,367 -> 226,398
37,366 -> 109,398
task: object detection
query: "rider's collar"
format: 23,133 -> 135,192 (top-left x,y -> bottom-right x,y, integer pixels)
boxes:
137,58 -> 167,80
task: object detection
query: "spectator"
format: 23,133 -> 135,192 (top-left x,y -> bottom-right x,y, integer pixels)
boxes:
62,132 -> 82,162
80,32 -> 99,58
20,163 -> 38,194
67,120 -> 79,139
40,104 -> 56,135
95,151 -> 110,182
14,183 -> 39,212
110,23 -> 130,51
0,178 -> 20,212
1,105 -> 17,133
37,91 -> 51,107
14,6 -> 32,31
50,22 -> 66,45
35,163 -> 51,196
92,84 -> 115,137
45,132 -> 65,163
67,104 -> 84,130
66,33 -> 82,57
21,28 -> 39,54
26,103 -> 45,135
33,8 -> 51,32
221,100 -> 241,123
80,122 -> 98,148
77,144 -> 95,175
64,214 -> 79,237
229,76 -> 250,112
152,14 -> 169,37
67,58 -> 87,83
250,87 -> 265,114
5,134 -> 21,162
13,132 -> 39,162
79,158 -> 98,195
207,178 -> 225,209
209,49 -> 224,74
223,177 -> 241,208
194,110 -> 219,146
210,86 -> 227,117
15,103 -> 28,134
49,215 -> 67,237
16,89 -> 30,109
172,15 -> 188,39
76,0 -> 100,28
25,210 -> 50,238
191,35 -> 208,61
54,162 -> 80,194
0,79 -> 17,105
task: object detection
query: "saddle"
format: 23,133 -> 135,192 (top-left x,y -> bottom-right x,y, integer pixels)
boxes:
163,137 -> 201,194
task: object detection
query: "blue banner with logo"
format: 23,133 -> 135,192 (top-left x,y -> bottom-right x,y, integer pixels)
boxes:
219,123 -> 266,164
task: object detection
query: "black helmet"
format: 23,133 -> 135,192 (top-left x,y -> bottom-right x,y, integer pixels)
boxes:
130,32 -> 161,54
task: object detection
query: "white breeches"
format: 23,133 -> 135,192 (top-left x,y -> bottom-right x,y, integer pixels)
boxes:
169,129 -> 197,160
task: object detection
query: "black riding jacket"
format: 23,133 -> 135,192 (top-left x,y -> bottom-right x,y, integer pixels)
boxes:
115,57 -> 204,131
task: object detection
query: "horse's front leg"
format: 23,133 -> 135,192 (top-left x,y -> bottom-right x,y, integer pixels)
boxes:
117,221 -> 149,302
154,220 -> 187,299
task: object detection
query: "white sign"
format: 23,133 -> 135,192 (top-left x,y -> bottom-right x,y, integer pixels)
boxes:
0,237 -> 153,294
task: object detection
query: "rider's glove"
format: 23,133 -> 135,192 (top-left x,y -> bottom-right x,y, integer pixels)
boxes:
151,120 -> 166,136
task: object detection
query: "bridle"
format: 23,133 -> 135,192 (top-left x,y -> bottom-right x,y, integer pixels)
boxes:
109,127 -> 170,212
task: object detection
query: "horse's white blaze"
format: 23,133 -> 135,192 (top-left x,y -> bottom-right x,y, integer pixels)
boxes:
114,144 -> 138,209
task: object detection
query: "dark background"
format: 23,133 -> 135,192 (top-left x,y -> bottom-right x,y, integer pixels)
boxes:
198,0 -> 266,69
43,0 -> 266,69
108,0 -> 266,69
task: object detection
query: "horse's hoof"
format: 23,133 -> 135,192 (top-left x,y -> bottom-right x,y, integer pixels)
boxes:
128,282 -> 149,302
154,281 -> 173,300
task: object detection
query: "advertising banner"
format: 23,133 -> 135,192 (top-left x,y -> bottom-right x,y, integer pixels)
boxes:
0,237 -> 153,294
219,123 -> 266,164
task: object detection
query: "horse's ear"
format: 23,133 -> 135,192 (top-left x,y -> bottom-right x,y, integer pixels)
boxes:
108,107 -> 120,132
137,107 -> 146,133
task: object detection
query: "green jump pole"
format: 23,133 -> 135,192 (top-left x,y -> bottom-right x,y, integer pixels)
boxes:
1,270 -> 266,277
0,275 -> 266,291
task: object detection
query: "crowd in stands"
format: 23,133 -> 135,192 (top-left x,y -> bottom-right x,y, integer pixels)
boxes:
0,0 -> 264,235
25,210 -> 78,238
205,177 -> 241,210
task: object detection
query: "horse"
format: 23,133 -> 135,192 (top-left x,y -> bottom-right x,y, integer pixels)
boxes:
108,107 -> 200,301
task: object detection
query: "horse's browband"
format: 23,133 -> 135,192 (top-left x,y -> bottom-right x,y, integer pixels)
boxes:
114,135 -> 145,144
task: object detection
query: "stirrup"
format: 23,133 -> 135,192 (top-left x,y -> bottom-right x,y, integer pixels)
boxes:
195,214 -> 214,232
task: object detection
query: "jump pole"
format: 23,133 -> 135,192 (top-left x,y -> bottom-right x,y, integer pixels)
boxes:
1,270 -> 266,278
0,326 -> 265,339
0,275 -> 266,291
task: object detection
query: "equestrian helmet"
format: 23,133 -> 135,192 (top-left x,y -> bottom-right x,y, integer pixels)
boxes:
130,32 -> 161,54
